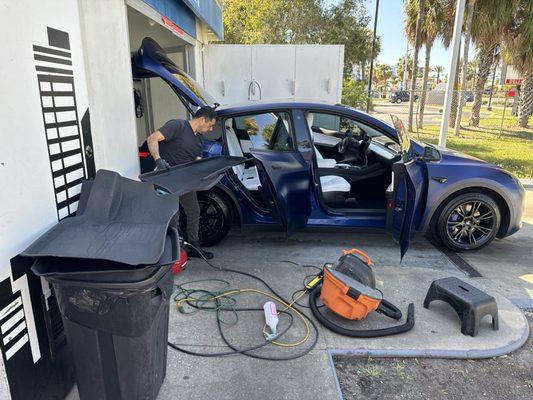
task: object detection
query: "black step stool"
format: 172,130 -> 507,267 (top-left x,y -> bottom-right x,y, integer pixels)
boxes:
423,277 -> 498,337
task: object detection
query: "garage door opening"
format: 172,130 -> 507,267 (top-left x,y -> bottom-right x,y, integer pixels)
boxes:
127,6 -> 193,148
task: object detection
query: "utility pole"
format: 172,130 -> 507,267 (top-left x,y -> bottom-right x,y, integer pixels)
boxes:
366,0 -> 380,113
439,0 -> 466,147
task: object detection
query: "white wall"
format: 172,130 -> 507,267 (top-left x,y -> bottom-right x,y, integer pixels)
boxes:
204,45 -> 344,105
78,0 -> 139,179
0,1 -> 93,397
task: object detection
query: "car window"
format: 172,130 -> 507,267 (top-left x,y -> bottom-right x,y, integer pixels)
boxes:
234,112 -> 294,151
309,113 -> 364,139
307,112 -> 401,152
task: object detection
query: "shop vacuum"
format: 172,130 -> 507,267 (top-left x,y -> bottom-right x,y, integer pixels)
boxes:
308,249 -> 415,337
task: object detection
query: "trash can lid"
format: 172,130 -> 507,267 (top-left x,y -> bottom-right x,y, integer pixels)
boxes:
22,170 -> 180,265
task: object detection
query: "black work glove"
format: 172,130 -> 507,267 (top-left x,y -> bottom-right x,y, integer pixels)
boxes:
155,158 -> 171,171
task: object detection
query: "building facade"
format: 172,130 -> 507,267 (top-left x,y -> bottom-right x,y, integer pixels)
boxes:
0,1 -> 222,398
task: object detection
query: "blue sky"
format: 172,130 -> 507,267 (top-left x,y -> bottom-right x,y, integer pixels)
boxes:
325,0 -> 474,75
364,0 -> 453,72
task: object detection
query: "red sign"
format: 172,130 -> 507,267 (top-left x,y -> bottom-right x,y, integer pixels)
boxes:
161,16 -> 185,36
505,78 -> 523,84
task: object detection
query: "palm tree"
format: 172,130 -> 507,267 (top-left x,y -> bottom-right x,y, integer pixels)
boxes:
404,0 -> 426,132
468,0 -> 514,127
453,0 -> 476,136
434,65 -> 444,83
502,0 -> 533,128
405,0 -> 444,129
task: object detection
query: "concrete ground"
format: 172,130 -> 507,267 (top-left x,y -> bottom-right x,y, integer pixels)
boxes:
66,189 -> 532,400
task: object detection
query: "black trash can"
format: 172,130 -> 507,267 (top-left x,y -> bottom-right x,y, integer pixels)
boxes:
31,229 -> 178,400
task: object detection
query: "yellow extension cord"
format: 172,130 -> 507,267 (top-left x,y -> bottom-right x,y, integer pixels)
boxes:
175,288 -> 310,348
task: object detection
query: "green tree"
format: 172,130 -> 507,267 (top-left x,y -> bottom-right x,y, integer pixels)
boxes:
433,65 -> 444,83
342,78 -> 369,110
405,0 -> 444,129
222,0 -> 380,81
320,0 -> 381,76
396,54 -> 414,85
404,0 -> 426,132
373,64 -> 393,85
222,0 -> 324,44
502,0 -> 533,128
468,0 -> 515,127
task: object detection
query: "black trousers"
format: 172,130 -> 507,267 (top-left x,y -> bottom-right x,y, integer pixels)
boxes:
170,191 -> 200,243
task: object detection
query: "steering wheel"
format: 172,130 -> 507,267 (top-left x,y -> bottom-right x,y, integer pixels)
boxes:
357,129 -> 371,161
338,128 -> 357,154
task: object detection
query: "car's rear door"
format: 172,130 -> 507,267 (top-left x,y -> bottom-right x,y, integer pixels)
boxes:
251,150 -> 311,234
246,112 -> 311,234
387,115 -> 427,258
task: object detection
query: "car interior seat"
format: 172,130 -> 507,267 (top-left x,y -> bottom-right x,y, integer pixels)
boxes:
306,113 -> 351,196
224,119 -> 261,191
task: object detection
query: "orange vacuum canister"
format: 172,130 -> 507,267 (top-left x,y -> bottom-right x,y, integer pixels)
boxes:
320,250 -> 401,320
309,249 -> 415,337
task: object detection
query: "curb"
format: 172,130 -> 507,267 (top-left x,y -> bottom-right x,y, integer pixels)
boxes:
327,304 -> 530,400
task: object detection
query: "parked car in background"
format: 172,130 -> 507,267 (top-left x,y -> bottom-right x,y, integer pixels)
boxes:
135,38 -> 525,256
464,91 -> 474,102
389,90 -> 418,103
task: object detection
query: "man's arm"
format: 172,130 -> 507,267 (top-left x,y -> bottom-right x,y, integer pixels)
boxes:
147,130 -> 165,160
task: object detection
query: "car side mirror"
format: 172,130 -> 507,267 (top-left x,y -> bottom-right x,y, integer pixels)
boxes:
422,146 -> 440,162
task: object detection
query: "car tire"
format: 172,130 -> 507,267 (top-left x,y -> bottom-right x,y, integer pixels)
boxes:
179,191 -> 233,247
396,98 -> 402,104
431,192 -> 500,252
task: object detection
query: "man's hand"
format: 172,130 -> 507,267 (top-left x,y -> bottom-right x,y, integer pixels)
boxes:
155,158 -> 171,170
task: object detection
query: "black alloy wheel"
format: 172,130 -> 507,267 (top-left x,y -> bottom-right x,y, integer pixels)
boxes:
435,193 -> 500,252
179,191 -> 232,247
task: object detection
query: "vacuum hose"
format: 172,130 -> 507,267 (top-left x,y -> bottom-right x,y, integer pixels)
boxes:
309,286 -> 415,338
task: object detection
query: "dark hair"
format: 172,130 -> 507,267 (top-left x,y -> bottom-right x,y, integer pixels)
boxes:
193,106 -> 216,121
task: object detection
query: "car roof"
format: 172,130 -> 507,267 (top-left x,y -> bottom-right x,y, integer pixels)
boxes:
215,98 -> 398,137
217,98 -> 361,116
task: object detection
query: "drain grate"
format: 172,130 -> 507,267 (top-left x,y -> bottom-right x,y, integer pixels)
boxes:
435,245 -> 483,278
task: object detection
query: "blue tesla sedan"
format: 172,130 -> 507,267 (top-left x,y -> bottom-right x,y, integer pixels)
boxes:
135,38 -> 525,256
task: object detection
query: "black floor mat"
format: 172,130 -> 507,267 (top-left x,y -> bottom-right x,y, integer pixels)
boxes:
140,156 -> 247,195
23,169 -> 180,265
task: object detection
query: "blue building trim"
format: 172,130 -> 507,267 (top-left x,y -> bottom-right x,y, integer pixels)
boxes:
142,0 -> 197,38
142,0 -> 223,40
181,0 -> 223,40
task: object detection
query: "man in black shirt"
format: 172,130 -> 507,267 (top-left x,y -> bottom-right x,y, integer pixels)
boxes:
147,107 -> 217,259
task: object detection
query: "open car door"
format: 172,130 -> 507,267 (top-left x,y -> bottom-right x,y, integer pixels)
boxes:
251,149 -> 311,235
388,115 -> 427,258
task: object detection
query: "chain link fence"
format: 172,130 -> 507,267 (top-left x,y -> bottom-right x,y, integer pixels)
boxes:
369,89 -> 524,139
367,88 -> 533,177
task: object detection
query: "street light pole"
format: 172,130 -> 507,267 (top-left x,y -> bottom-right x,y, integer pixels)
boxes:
366,0 -> 379,113
438,0 -> 466,147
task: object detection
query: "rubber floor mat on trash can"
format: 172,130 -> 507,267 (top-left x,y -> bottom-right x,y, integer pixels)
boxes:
23,169 -> 180,265
30,229 -> 177,400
